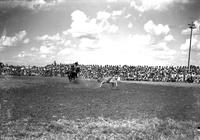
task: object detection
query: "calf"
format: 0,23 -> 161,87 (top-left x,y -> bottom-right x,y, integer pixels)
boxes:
98,76 -> 119,87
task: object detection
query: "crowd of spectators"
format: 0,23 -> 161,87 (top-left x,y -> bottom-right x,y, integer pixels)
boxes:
80,65 -> 200,83
0,61 -> 200,83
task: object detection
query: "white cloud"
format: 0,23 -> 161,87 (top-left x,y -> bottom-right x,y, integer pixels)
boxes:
180,36 -> 200,64
57,47 -> 74,56
128,34 -> 152,46
194,20 -> 200,30
71,10 -> 88,22
107,0 -> 118,2
31,47 -> 39,51
40,54 -> 47,58
17,51 -> 25,58
17,51 -> 34,58
23,38 -> 30,44
148,41 -> 176,63
57,47 -> 79,64
112,10 -> 123,16
0,0 -> 65,10
108,25 -> 119,33
125,34 -> 175,64
97,11 -> 111,20
78,38 -> 99,50
111,10 -> 123,20
125,14 -> 131,19
128,22 -> 133,28
87,34 -> 174,65
0,30 -> 27,47
144,20 -> 170,35
131,0 -> 172,12
39,45 -> 55,54
0,36 -> 17,47
66,10 -> 119,39
180,36 -> 200,52
16,31 -> 27,40
33,32 -> 73,63
36,33 -> 71,48
130,0 -> 190,12
64,40 -> 71,46
107,0 -> 131,3
105,34 -> 175,65
152,42 -> 174,53
36,33 -> 61,41
181,28 -> 190,35
164,34 -> 174,42
67,10 -> 98,38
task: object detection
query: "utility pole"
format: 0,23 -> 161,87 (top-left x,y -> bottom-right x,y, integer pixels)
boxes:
187,22 -> 196,72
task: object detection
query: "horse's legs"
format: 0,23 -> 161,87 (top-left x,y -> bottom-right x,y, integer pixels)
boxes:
68,75 -> 71,82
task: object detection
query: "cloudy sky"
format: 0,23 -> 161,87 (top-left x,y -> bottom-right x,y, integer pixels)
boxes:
0,0 -> 200,66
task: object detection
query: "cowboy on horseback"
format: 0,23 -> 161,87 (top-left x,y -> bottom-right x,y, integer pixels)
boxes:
71,62 -> 80,77
67,62 -> 80,82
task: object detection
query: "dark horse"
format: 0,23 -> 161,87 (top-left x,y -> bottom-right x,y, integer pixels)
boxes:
66,67 -> 80,82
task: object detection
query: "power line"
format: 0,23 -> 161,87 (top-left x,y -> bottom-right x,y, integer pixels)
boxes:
187,21 -> 196,72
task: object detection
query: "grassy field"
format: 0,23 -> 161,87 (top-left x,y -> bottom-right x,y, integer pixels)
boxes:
0,76 -> 200,140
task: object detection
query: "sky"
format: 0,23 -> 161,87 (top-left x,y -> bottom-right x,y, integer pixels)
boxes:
0,0 -> 200,66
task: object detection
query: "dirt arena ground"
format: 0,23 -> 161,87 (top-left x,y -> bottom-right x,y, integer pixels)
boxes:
0,76 -> 200,139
